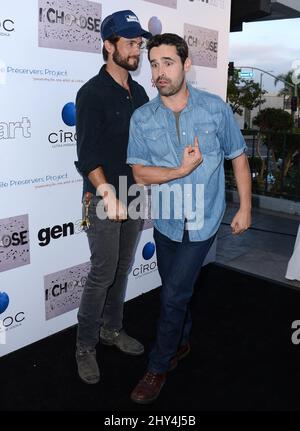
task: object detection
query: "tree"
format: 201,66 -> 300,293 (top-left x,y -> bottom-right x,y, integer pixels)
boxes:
253,108 -> 294,132
275,70 -> 300,100
253,108 -> 299,191
227,69 -> 266,116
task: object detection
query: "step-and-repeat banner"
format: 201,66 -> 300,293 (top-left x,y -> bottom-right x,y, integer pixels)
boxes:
0,0 -> 230,356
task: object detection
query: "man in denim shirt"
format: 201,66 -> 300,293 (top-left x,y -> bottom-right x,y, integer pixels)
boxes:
127,34 -> 252,404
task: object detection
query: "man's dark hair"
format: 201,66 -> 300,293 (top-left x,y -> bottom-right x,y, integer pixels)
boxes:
102,34 -> 120,61
147,33 -> 189,66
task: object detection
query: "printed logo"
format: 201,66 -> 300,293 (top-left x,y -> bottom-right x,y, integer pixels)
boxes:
184,23 -> 218,68
62,102 -> 76,126
142,242 -> 156,260
48,102 -> 76,148
0,18 -> 15,36
44,262 -> 90,320
0,292 -> 9,314
132,240 -> 158,278
0,292 -> 26,343
0,173 -> 74,190
38,0 -> 101,53
0,117 -> 31,140
38,220 -> 83,247
1,64 -> 85,86
126,15 -> 139,23
0,214 -> 30,273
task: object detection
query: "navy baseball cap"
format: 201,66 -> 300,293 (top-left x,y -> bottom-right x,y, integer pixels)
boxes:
101,10 -> 152,41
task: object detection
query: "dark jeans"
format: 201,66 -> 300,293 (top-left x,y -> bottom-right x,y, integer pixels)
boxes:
148,228 -> 215,373
77,196 -> 141,348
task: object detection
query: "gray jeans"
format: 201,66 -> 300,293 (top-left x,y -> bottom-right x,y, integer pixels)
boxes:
77,196 -> 142,347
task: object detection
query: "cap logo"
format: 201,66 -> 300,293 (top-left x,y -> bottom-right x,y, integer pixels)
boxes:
126,15 -> 139,23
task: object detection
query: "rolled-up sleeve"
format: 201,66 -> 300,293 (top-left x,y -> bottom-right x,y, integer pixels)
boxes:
218,103 -> 247,160
127,111 -> 152,166
75,87 -> 105,177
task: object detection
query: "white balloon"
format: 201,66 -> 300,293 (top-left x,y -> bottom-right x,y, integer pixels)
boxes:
148,16 -> 162,36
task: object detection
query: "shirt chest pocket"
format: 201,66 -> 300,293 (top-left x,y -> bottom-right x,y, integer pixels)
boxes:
194,123 -> 219,154
143,128 -> 170,159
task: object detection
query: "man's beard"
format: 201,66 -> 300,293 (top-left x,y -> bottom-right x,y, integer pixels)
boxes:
113,48 -> 140,71
156,75 -> 185,97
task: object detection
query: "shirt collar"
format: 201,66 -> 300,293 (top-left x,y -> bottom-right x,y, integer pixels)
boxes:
98,64 -> 133,89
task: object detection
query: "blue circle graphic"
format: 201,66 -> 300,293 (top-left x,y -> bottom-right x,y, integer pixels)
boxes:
62,102 -> 76,126
0,292 -> 9,314
142,242 -> 155,260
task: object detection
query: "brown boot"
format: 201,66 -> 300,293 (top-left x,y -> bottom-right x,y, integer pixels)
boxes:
130,371 -> 166,404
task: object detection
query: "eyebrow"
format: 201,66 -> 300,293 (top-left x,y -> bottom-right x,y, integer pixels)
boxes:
126,38 -> 142,42
150,57 -> 175,63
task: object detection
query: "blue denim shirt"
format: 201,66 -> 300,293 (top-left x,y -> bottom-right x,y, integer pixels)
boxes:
127,84 -> 247,242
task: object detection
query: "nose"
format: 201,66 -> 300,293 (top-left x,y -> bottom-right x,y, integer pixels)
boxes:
158,67 -> 166,78
133,42 -> 142,54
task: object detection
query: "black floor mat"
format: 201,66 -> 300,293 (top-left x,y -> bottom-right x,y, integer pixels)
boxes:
1,264 -> 300,412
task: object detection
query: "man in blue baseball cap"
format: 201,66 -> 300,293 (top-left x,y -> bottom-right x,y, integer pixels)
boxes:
74,10 -> 151,384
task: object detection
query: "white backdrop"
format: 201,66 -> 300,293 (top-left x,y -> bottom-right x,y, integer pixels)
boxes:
0,0 -> 231,356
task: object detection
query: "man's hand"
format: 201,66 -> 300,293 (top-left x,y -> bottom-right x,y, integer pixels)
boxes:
180,137 -> 203,176
103,193 -> 127,221
97,184 -> 127,221
230,208 -> 251,235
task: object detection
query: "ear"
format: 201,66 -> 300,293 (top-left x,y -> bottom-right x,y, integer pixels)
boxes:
184,57 -> 192,73
104,39 -> 116,56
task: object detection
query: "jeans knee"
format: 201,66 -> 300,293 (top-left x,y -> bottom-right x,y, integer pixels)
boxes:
87,264 -> 116,290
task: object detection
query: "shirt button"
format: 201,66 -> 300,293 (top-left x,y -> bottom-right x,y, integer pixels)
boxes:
182,132 -> 186,135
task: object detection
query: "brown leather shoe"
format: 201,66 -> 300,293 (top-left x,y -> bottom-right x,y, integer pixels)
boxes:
130,371 -> 166,404
168,342 -> 191,371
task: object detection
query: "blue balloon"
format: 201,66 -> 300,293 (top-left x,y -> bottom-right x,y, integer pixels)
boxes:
62,102 -> 76,126
0,292 -> 9,314
142,242 -> 156,260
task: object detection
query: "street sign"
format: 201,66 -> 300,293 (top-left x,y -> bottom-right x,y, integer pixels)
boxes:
239,71 -> 254,79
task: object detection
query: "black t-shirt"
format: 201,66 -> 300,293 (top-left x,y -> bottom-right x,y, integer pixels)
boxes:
75,65 -> 149,200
